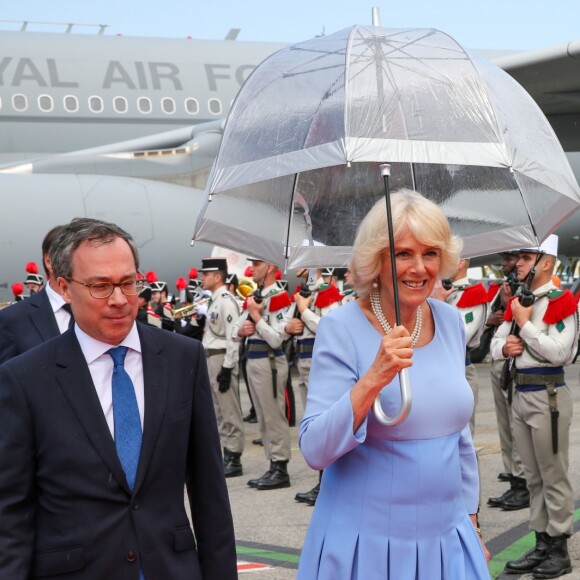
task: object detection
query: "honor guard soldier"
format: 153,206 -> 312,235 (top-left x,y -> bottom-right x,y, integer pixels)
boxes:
232,258 -> 293,490
340,268 -> 357,304
146,271 -> 176,332
491,235 -> 579,579
225,273 -> 239,299
486,252 -> 530,511
24,261 -> 45,296
11,283 -> 25,302
442,258 -> 488,435
136,277 -> 162,328
284,267 -> 342,505
200,258 -> 245,478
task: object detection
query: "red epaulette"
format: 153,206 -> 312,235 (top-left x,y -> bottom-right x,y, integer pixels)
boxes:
314,284 -> 343,308
486,281 -> 502,303
147,306 -> 160,318
268,291 -> 292,312
242,299 -> 248,311
455,283 -> 487,308
504,296 -> 517,322
543,289 -> 579,324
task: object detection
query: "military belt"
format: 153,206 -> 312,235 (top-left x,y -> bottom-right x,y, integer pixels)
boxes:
297,338 -> 315,359
515,366 -> 565,391
246,339 -> 283,359
515,367 -> 564,453
205,348 -> 226,358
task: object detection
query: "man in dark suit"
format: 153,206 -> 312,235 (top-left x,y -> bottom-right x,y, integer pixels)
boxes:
0,225 -> 68,364
0,218 -> 236,579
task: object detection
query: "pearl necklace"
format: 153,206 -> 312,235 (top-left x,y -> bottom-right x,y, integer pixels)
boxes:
370,287 -> 422,347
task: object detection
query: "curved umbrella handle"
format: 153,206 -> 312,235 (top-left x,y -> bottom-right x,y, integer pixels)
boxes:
372,368 -> 412,426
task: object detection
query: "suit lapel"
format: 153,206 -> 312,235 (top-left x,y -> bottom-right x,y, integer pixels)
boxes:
29,290 -> 60,340
55,330 -> 130,494
133,326 -> 169,494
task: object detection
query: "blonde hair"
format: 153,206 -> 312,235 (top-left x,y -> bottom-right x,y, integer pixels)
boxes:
350,189 -> 462,298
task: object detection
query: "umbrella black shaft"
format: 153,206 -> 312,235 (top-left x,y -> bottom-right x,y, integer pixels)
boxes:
383,174 -> 402,327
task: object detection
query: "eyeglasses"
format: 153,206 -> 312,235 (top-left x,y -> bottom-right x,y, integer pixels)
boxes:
66,277 -> 144,299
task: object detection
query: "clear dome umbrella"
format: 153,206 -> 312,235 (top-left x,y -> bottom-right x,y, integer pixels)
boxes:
193,24 -> 580,425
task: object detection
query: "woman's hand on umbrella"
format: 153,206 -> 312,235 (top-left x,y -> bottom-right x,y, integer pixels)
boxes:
368,326 -> 414,393
350,326 -> 413,432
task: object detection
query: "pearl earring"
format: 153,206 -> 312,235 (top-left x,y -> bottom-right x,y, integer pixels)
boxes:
372,280 -> 378,289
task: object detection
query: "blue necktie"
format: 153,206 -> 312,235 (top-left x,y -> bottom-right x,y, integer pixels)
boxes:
108,346 -> 142,492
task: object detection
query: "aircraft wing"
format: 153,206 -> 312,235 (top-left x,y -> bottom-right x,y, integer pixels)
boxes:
0,119 -> 224,186
494,41 -> 580,151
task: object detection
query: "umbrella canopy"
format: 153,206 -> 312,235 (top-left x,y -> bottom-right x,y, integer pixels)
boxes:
193,26 -> 580,269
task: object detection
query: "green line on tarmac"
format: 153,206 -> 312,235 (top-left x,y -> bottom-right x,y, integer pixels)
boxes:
236,545 -> 301,565
488,507 -> 580,578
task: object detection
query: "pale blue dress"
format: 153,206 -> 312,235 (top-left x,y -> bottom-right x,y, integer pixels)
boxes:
297,299 -> 490,580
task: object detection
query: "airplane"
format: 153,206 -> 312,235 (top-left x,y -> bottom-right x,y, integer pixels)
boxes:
0,24 -> 579,300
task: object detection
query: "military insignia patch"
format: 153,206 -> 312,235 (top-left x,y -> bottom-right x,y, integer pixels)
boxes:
227,314 -> 232,323
465,312 -> 474,323
277,313 -> 284,320
556,320 -> 565,332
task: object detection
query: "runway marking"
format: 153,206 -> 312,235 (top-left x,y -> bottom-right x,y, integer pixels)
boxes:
236,544 -> 300,566
237,560 -> 271,573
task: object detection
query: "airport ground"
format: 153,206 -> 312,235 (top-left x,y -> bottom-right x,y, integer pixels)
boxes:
217,361 -> 580,579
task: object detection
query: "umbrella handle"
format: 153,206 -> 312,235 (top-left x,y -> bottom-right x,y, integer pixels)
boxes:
372,368 -> 412,426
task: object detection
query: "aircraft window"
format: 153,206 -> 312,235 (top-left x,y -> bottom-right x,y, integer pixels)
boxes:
185,98 -> 199,115
13,94 -> 28,112
138,97 -> 152,114
162,98 -> 176,114
38,95 -> 54,112
114,96 -> 128,114
64,95 -> 79,113
208,98 -> 222,116
89,96 -> 104,113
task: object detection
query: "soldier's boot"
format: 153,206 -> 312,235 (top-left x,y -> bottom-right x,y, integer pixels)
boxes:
247,462 -> 275,488
487,487 -> 515,508
256,460 -> 290,490
223,449 -> 243,478
295,482 -> 320,506
532,535 -> 572,579
500,477 -> 531,511
505,531 -> 550,574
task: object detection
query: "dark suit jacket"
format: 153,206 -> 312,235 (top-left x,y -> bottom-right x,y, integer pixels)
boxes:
0,323 -> 237,579
0,289 -> 60,364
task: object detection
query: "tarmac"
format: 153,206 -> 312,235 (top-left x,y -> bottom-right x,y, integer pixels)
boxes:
220,361 -> 580,579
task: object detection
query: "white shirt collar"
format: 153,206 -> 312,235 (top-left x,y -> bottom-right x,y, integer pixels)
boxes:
75,322 -> 142,365
45,281 -> 67,313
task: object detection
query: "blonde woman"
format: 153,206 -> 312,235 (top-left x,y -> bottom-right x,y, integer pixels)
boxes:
297,190 -> 490,579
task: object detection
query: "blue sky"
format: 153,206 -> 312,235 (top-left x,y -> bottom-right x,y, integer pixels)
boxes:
2,0 -> 579,51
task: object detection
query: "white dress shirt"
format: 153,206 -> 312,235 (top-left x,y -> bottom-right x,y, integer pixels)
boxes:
75,322 -> 144,437
45,282 -> 72,334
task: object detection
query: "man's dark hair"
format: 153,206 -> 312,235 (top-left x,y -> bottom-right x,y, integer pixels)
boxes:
49,218 -> 139,280
41,225 -> 65,277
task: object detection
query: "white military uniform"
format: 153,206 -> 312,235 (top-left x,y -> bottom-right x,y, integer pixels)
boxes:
232,283 -> 292,462
202,285 -> 244,455
283,279 -> 343,409
491,282 -> 579,537
445,278 -> 487,435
